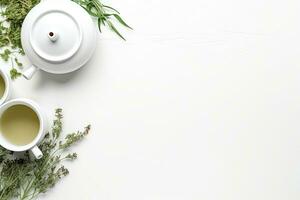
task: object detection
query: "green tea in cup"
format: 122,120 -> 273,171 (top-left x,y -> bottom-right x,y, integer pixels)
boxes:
0,105 -> 40,146
0,99 -> 46,159
0,75 -> 6,99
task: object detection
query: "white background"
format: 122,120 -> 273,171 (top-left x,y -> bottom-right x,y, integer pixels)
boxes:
2,0 -> 300,199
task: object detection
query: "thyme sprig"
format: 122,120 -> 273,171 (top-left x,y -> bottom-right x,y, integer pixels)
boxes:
0,108 -> 90,200
0,0 -> 39,79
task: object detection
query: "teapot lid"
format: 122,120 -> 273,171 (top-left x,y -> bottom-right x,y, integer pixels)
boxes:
30,10 -> 83,63
21,0 -> 97,74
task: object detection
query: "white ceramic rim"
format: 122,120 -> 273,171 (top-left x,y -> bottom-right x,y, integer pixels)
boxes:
0,69 -> 11,105
29,9 -> 83,63
0,98 -> 44,152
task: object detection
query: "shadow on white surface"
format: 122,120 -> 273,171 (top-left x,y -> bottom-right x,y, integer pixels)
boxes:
30,40 -> 103,90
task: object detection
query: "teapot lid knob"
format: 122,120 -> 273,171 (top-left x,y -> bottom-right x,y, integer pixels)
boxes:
48,31 -> 58,42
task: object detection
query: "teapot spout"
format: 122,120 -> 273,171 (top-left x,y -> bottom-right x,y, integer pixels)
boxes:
23,65 -> 39,80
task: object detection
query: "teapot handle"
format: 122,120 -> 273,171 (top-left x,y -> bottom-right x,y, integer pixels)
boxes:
30,146 -> 43,159
23,65 -> 39,80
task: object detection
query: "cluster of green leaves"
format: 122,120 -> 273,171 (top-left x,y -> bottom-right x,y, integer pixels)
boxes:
0,109 -> 90,200
0,0 -> 41,79
71,0 -> 132,40
0,0 -> 130,80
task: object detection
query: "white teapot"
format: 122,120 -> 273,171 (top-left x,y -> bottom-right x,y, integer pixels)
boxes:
21,0 -> 97,79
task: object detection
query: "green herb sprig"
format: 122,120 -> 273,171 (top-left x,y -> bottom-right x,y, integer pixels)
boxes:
0,0 -> 39,79
0,109 -> 90,200
72,0 -> 132,40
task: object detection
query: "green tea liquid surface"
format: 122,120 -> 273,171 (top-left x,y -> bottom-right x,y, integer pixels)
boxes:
0,105 -> 40,146
0,75 -> 5,98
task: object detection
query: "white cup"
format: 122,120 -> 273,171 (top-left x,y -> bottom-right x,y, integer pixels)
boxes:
0,98 -> 47,159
